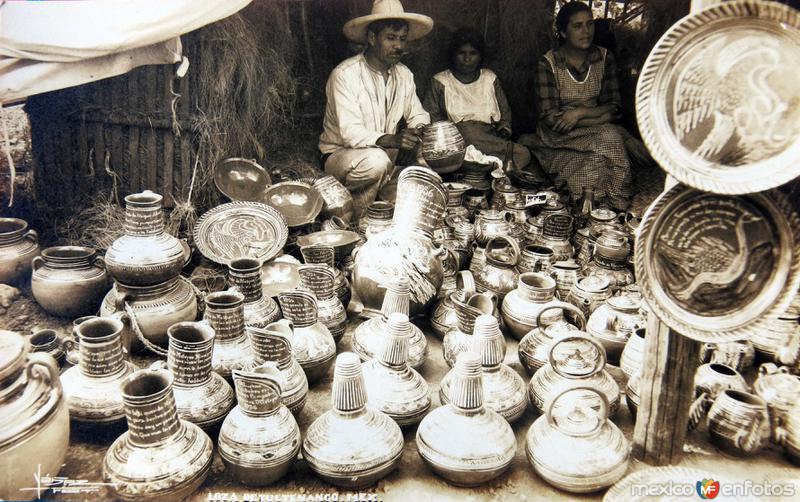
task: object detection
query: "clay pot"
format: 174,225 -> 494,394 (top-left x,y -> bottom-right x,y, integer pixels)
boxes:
31,246 -> 108,317
248,320 -> 309,415
474,209 -> 514,247
228,257 -> 281,329
203,290 -> 257,381
474,236 -> 520,302
29,329 -> 66,367
421,121 -> 467,173
358,201 -> 394,238
501,272 -> 571,341
277,290 -> 336,384
0,218 -> 39,286
299,264 -> 347,345
753,364 -> 800,445
707,389 -> 770,457
314,175 -> 354,224
518,303 -> 587,375
586,295 -> 645,365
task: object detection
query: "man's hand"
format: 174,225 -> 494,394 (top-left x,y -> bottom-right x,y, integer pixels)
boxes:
378,128 -> 423,150
497,125 -> 512,140
552,108 -> 584,134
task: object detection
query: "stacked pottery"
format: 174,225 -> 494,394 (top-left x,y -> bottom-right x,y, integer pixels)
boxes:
300,243 -> 351,309
313,175 -> 354,224
248,320 -> 309,415
298,264 -> 347,345
442,291 -> 497,368
0,217 -> 40,285
303,353 -> 404,488
525,387 -> 629,493
155,321 -> 234,431
353,277 -> 428,370
582,229 -> 634,293
586,295 -> 645,365
60,316 -> 136,425
361,313 -> 431,427
103,369 -> 213,501
228,257 -> 281,329
358,201 -> 394,238
219,363 -> 301,486
0,331 -> 69,502
203,290 -> 256,381
706,389 -> 771,456
420,120 -> 467,173
529,336 -> 620,416
501,272 -> 571,341
353,167 -> 447,315
518,304 -> 587,375
474,236 -> 520,302
416,353 -> 516,486
441,315 -> 526,423
277,290 -> 336,383
752,364 -> 800,444
31,246 -> 108,317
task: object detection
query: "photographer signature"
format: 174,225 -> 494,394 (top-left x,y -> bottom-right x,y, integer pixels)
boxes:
20,464 -> 117,499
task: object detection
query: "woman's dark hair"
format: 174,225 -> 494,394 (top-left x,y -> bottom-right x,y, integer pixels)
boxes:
555,1 -> 592,41
447,27 -> 485,68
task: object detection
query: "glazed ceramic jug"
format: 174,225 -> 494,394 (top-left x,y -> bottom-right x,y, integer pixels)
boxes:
314,175 -> 354,224
31,246 -> 108,317
228,257 -> 281,329
219,363 -> 301,486
442,290 -> 498,368
103,369 -> 213,501
474,209 -> 514,246
474,236 -> 520,302
586,295 -> 645,364
352,167 -> 447,315
516,244 -> 553,274
421,120 -> 467,173
0,217 -> 39,285
352,277 -> 428,370
105,191 -> 185,286
753,364 -> 800,444
416,352 -> 516,486
525,387 -> 629,493
303,353 -> 404,488
501,272 -> 573,340
529,335 -> 620,416
156,321 -> 234,430
518,303 -> 587,375
566,276 -> 613,319
248,320 -> 309,415
441,315 -> 526,423
299,264 -> 347,345
0,331 -> 69,501
203,290 -> 256,381
300,243 -> 351,308
706,389 -> 771,457
362,313 -> 431,427
277,290 -> 336,383
60,316 -> 136,424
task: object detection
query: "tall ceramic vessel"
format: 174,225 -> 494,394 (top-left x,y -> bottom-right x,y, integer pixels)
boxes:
228,257 -> 281,329
277,290 -> 336,383
300,243 -> 351,308
0,332 -> 69,501
248,320 -> 309,415
352,167 -> 448,316
314,175 -> 355,224
0,218 -> 39,286
299,264 -> 347,345
103,369 -> 213,501
203,290 -> 256,381
105,191 -> 185,286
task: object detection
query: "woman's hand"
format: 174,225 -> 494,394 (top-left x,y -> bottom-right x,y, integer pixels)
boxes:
552,108 -> 584,134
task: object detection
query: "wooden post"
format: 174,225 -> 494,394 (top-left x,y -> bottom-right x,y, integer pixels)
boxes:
632,313 -> 700,464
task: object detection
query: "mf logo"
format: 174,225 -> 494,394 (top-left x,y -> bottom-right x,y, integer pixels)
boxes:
696,479 -> 721,499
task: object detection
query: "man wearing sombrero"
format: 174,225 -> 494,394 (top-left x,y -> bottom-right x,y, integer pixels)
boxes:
319,0 -> 434,219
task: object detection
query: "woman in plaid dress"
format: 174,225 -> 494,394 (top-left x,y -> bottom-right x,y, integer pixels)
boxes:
522,1 -> 652,211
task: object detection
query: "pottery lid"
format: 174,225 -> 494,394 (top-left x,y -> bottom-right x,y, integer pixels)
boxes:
608,295 -> 641,313
578,276 -> 611,293
590,208 -> 617,223
552,400 -> 602,436
551,336 -> 605,378
0,331 -> 26,382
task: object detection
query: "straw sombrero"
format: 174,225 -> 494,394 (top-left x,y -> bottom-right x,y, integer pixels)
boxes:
343,0 -> 433,44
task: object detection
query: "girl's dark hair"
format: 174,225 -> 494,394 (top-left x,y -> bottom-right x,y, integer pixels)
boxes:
555,1 -> 592,41
447,27 -> 485,68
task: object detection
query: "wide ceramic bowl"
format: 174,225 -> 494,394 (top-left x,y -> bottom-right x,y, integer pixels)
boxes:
213,158 -> 272,202
263,181 -> 324,228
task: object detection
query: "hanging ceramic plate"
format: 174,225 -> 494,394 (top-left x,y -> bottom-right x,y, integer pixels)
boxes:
262,181 -> 324,228
213,158 -> 272,202
603,466 -> 759,502
636,0 -> 800,194
194,201 -> 288,265
636,184 -> 800,342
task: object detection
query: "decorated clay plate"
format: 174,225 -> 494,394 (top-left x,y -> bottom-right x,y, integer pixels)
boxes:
262,181 -> 324,228
194,201 -> 288,265
636,1 -> 800,194
213,158 -> 272,202
604,466 -> 759,502
636,184 -> 800,342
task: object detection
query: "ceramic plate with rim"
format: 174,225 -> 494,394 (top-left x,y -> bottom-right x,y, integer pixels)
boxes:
194,201 -> 288,265
636,0 -> 800,194
635,184 -> 800,342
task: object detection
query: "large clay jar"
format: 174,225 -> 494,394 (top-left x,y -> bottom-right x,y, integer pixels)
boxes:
586,295 -> 645,365
706,389 -> 771,457
0,217 -> 39,286
103,369 -> 213,501
501,272 -> 572,340
353,166 -> 447,316
299,264 -> 347,345
353,277 -> 428,370
474,236 -> 520,303
277,290 -> 336,384
60,316 -> 136,424
416,352 -> 516,487
421,120 -> 467,173
441,315 -> 526,423
157,321 -> 234,431
219,363 -> 301,486
362,313 -> 431,427
518,303 -> 587,375
105,191 -> 185,286
228,257 -> 281,329
314,175 -> 355,224
0,332 -> 69,501
303,353 -> 404,489
100,276 -> 198,352
525,387 -> 629,493
31,246 -> 108,317
248,320 -> 309,415
203,290 -> 256,381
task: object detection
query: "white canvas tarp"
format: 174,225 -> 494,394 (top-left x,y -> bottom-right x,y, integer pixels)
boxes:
0,0 -> 253,103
